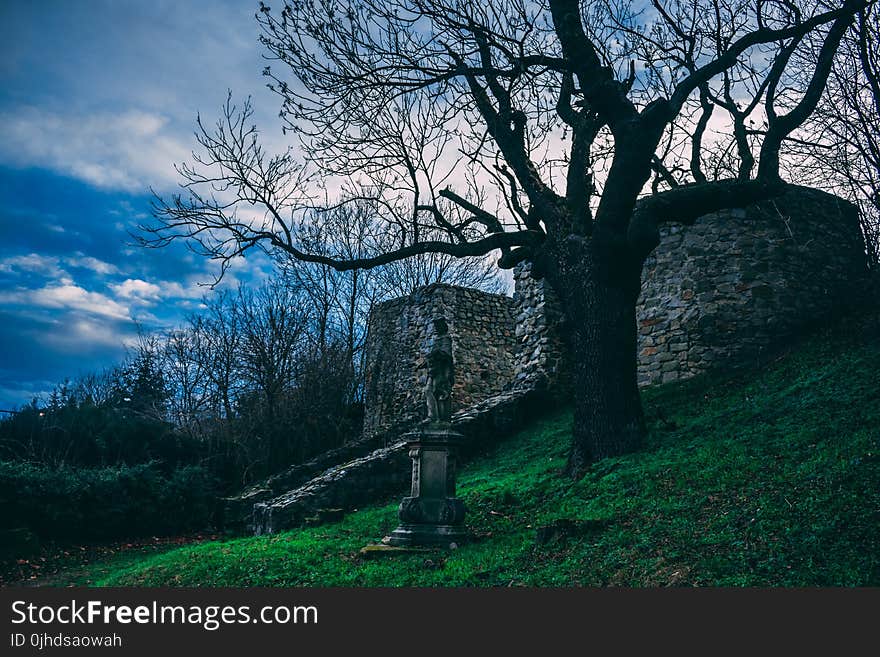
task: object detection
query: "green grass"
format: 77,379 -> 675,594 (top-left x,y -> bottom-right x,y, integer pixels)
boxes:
55,316 -> 880,586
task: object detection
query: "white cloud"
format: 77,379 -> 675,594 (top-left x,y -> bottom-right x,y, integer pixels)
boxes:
40,317 -> 139,352
63,254 -> 119,275
0,284 -> 132,321
0,107 -> 191,192
162,280 -> 210,299
110,276 -> 210,305
35,285 -> 132,320
111,278 -> 162,301
0,253 -> 67,279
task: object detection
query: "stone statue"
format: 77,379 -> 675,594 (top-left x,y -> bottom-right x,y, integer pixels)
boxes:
388,313 -> 468,548
424,316 -> 453,424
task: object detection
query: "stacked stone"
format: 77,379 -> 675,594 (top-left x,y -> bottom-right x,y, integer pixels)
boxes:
636,185 -> 867,386
362,284 -> 517,442
252,440 -> 412,535
252,382 -> 560,535
510,262 -> 569,392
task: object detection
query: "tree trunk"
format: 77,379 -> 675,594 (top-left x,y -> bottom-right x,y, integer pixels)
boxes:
545,234 -> 646,477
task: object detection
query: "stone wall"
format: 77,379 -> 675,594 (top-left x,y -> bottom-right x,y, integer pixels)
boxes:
511,262 -> 569,392
362,186 -> 868,430
253,384 -> 560,535
635,186 -> 868,386
233,272 -> 567,533
362,284 -> 518,441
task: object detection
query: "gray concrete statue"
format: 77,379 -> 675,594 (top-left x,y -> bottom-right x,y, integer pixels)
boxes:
424,316 -> 453,425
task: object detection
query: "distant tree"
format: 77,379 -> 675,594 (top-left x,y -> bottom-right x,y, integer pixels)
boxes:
116,333 -> 169,422
161,327 -> 211,440
233,283 -> 306,471
192,290 -> 244,422
279,200 -> 506,394
144,0 -> 865,475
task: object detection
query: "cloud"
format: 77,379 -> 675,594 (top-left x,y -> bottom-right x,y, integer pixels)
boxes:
0,107 -> 191,192
0,253 -> 67,279
64,254 -> 119,275
40,317 -> 140,352
0,383 -> 55,408
0,0 -> 287,411
0,252 -> 121,279
110,277 -> 214,306
111,278 -> 162,302
34,285 -> 132,321
0,283 -> 132,321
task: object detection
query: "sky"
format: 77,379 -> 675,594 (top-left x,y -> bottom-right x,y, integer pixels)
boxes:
0,1 -> 283,410
0,1 -> 769,412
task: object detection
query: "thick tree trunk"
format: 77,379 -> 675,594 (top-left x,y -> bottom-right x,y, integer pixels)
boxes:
545,234 -> 646,477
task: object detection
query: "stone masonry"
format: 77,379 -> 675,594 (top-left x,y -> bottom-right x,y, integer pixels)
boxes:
362,284 -> 518,441
635,186 -> 868,386
252,384 -> 555,535
511,261 -> 569,392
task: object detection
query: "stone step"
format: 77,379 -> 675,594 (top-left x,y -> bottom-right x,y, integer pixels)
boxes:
251,386 -> 561,535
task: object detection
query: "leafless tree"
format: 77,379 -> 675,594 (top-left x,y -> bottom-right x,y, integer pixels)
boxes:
72,369 -> 118,408
236,283 -> 306,416
192,290 -> 244,422
143,0 -> 865,475
233,283 -> 307,470
161,328 -> 212,440
279,199 -> 505,395
788,3 -> 880,265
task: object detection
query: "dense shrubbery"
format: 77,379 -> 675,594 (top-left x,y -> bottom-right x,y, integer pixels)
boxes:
0,461 -> 217,541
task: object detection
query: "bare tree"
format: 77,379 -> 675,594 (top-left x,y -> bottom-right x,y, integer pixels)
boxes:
788,3 -> 880,265
144,0 -> 864,475
193,290 -> 244,422
161,327 -> 211,440
279,200 -> 506,386
234,283 -> 307,470
236,284 -> 305,414
72,369 -> 118,408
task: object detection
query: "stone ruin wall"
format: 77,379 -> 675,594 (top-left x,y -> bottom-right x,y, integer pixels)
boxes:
362,284 -> 518,441
636,186 -> 867,386
362,186 -> 868,436
511,262 -> 569,392
246,186 -> 868,535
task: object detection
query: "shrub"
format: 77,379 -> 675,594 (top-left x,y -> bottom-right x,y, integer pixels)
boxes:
0,461 -> 218,543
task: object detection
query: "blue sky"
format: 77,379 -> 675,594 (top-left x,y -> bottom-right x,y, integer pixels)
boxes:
0,1 -> 281,410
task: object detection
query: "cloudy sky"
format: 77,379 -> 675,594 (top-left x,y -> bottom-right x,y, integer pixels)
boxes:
0,1 -> 282,410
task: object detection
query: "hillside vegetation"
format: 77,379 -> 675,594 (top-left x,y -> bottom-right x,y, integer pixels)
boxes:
49,314 -> 880,586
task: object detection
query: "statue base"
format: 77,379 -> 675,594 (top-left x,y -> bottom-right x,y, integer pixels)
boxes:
387,424 -> 470,548
386,524 -> 469,548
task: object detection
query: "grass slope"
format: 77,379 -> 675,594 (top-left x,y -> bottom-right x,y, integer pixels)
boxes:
65,317 -> 880,586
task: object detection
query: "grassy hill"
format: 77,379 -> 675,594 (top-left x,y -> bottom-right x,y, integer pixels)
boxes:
48,313 -> 880,586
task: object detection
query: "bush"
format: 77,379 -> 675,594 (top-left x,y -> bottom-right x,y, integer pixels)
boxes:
0,461 -> 218,543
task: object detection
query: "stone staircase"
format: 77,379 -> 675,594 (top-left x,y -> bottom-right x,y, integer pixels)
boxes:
245,385 -> 560,536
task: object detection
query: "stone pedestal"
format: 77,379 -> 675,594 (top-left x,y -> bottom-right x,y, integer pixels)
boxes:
387,425 -> 469,548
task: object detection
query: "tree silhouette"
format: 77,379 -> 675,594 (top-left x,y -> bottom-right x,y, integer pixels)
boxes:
143,0 -> 866,475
